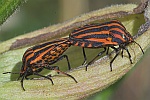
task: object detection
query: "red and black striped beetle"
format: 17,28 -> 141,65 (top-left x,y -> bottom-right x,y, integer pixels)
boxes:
69,20 -> 144,71
3,37 -> 77,91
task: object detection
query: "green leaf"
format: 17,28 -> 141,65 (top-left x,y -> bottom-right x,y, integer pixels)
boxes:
0,0 -> 25,25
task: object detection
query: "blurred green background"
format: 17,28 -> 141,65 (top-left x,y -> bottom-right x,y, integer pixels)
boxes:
1,0 -> 150,100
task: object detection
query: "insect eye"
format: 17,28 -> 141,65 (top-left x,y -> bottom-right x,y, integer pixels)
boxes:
122,34 -> 129,41
122,34 -> 125,39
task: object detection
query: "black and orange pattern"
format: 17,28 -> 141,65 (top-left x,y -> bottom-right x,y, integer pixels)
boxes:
70,20 -> 132,47
4,37 -> 77,91
3,20 -> 144,91
69,20 -> 144,71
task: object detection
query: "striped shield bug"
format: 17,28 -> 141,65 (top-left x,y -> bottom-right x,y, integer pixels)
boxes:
3,37 -> 77,91
69,20 -> 144,71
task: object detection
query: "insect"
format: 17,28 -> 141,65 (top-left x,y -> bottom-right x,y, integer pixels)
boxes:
69,20 -> 144,71
3,37 -> 77,91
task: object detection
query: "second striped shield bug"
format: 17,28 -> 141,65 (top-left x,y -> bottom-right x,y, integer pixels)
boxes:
3,37 -> 77,91
69,20 -> 144,71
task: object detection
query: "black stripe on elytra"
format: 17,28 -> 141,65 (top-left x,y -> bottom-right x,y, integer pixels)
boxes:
87,41 -> 104,47
22,50 -> 33,64
109,25 -> 126,32
70,25 -> 126,37
79,34 -> 110,39
72,20 -> 123,33
27,46 -> 55,64
71,25 -> 109,37
27,39 -> 70,64
26,39 -> 65,64
70,37 -> 104,47
32,39 -> 67,50
71,24 -> 126,38
111,37 -> 125,45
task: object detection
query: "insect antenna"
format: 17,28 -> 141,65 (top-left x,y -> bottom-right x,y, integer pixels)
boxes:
133,41 -> 144,54
3,72 -> 22,81
3,72 -> 20,74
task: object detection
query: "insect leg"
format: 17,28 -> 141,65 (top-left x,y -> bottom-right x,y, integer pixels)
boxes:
106,47 -> 110,55
124,47 -> 133,64
62,55 -> 71,70
20,76 -> 25,91
82,47 -> 87,65
49,55 -> 71,70
44,66 -> 78,83
24,76 -> 33,80
20,73 -> 27,91
53,66 -> 60,74
121,49 -> 124,58
16,76 -> 21,81
55,55 -> 71,70
85,47 -> 107,71
110,47 -> 120,71
33,72 -> 54,85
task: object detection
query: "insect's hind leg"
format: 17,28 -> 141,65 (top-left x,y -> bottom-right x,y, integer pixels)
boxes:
33,72 -> 54,85
85,47 -> 107,71
44,66 -> 78,83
